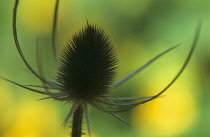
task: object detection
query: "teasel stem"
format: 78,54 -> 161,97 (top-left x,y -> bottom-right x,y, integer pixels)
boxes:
71,104 -> 84,137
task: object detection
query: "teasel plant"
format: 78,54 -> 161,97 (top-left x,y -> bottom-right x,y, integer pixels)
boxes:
1,0 -> 201,137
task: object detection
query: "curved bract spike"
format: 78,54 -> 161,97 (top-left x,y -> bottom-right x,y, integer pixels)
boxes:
89,100 -> 135,113
52,0 -> 60,65
56,96 -> 73,102
109,112 -> 132,127
106,96 -> 156,101
35,37 -> 59,97
96,98 -> 154,106
38,95 -> 72,102
36,37 -> 50,92
0,77 -> 49,95
111,44 -> 180,87
137,22 -> 201,105
37,96 -> 54,101
45,79 -> 63,88
26,85 -> 60,90
13,0 -> 51,86
23,68 -> 62,88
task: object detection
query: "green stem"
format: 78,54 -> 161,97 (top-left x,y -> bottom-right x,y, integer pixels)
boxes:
72,104 -> 83,137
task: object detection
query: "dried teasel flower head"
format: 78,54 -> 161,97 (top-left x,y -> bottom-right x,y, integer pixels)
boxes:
57,23 -> 118,101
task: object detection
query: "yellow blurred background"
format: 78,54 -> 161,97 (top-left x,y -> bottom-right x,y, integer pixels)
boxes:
0,0 -> 209,137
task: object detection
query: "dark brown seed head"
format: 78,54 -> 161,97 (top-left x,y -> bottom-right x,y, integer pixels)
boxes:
57,24 -> 118,100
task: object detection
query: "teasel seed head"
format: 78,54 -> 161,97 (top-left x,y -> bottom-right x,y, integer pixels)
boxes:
57,23 -> 118,100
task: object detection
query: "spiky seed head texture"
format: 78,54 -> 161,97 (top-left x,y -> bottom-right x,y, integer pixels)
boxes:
57,24 -> 118,100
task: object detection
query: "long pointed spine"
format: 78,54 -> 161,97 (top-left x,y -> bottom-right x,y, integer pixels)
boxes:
52,0 -> 60,65
13,0 -> 51,86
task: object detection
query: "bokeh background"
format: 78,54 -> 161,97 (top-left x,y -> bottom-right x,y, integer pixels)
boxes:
0,0 -> 209,137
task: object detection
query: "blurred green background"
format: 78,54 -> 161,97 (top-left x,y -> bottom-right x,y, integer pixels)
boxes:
0,0 -> 209,137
